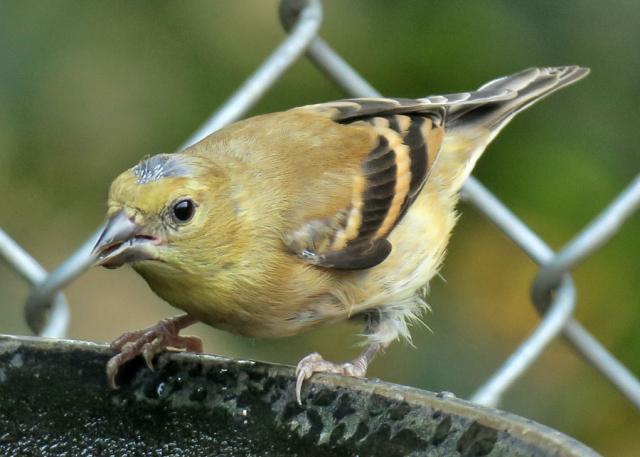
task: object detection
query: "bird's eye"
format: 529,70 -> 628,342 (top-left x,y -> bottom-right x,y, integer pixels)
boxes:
172,199 -> 195,223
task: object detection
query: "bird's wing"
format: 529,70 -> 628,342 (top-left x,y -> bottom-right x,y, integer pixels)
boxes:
284,67 -> 589,270
284,92 -> 511,271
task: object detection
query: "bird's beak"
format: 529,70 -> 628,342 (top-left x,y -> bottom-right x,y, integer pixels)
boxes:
91,212 -> 160,269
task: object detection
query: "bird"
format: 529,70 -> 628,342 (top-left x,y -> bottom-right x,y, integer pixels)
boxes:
92,66 -> 589,404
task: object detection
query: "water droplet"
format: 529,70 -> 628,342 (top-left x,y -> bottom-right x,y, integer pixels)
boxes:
156,382 -> 168,397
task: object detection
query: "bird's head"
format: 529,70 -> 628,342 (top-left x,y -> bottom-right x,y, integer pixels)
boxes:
92,153 -> 240,276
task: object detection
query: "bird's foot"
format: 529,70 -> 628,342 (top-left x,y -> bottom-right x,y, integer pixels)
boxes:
295,352 -> 369,405
106,314 -> 200,388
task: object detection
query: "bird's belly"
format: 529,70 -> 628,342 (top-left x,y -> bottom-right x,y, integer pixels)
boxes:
186,297 -> 341,339
136,263 -> 345,338
346,181 -> 459,314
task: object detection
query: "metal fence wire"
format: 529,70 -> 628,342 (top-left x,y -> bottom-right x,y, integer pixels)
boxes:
2,0 -> 640,412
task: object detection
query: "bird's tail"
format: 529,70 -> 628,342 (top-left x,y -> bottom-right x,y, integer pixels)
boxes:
433,66 -> 589,192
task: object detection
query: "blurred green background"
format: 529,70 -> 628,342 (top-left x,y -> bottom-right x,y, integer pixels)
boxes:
1,1 -> 639,454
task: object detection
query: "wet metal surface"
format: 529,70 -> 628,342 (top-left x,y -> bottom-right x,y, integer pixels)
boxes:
0,335 -> 598,456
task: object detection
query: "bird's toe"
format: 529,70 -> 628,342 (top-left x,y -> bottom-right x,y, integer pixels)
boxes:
294,352 -> 369,405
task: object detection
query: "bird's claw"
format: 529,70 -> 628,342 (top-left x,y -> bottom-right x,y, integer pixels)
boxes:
294,352 -> 367,405
106,316 -> 202,389
141,340 -> 160,371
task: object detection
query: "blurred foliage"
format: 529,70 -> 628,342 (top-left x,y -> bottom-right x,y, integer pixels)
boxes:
1,1 -> 639,454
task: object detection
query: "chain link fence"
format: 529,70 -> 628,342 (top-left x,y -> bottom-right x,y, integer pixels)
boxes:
1,0 -> 639,415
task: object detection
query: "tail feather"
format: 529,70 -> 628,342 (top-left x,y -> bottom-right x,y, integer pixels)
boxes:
433,66 -> 589,192
447,66 -> 590,132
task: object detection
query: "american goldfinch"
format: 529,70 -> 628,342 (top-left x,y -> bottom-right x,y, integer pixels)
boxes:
92,66 -> 589,403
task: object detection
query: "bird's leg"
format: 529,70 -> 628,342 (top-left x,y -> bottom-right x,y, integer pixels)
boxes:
295,342 -> 385,405
106,314 -> 201,388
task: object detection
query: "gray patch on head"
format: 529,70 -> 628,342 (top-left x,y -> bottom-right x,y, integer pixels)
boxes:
287,309 -> 319,323
133,154 -> 190,184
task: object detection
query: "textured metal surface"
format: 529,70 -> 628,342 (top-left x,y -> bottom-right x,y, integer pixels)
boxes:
0,335 -> 598,456
0,0 -> 639,426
